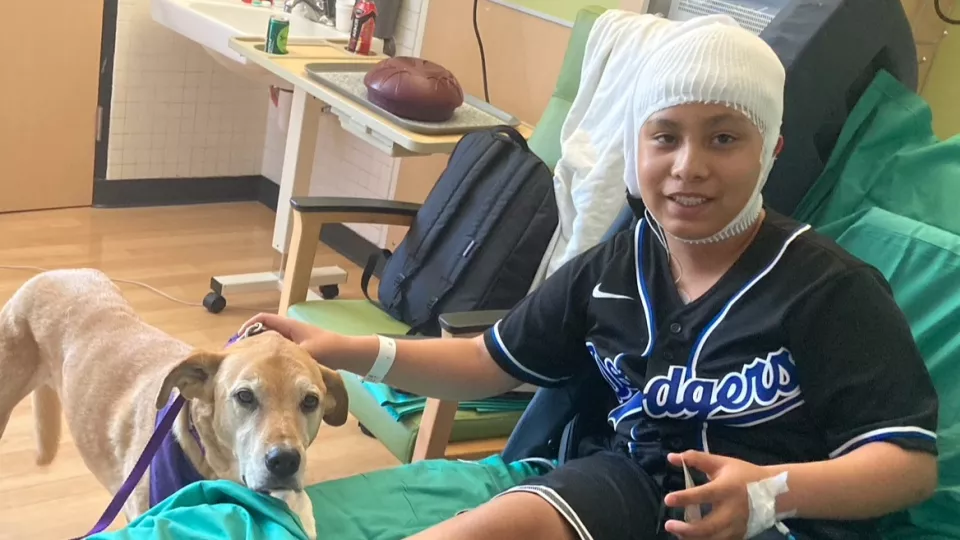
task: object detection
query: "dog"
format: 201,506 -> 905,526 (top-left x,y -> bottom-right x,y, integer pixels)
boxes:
0,268 -> 347,537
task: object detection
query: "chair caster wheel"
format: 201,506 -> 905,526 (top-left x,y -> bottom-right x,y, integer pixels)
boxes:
320,285 -> 340,300
203,292 -> 226,314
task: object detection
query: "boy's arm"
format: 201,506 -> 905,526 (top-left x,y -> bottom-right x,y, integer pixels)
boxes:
765,441 -> 937,520
662,443 -> 937,538
779,266 -> 940,514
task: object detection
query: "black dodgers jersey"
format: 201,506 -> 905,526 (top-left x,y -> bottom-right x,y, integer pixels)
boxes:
483,210 -> 939,539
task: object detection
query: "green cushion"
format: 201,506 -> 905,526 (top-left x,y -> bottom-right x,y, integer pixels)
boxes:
816,208 -> 960,539
794,70 -> 960,236
527,5 -> 607,169
288,299 -> 411,336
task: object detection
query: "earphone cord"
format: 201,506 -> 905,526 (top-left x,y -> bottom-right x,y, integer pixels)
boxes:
643,209 -> 684,286
935,0 -> 960,24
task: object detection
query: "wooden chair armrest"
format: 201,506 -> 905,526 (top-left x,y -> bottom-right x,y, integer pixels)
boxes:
291,196 -> 420,226
438,310 -> 510,336
277,197 -> 420,313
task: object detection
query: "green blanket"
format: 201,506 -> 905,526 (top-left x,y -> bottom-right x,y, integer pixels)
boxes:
794,70 -> 960,234
361,381 -> 531,420
88,456 -> 552,540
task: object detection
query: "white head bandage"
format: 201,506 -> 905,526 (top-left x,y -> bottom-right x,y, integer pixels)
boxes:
622,15 -> 786,244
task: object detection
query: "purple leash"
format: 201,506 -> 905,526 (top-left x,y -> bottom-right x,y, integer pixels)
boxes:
70,395 -> 186,539
70,323 -> 265,539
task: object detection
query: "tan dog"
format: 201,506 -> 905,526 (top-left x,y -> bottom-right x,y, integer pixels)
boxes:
0,268 -> 347,537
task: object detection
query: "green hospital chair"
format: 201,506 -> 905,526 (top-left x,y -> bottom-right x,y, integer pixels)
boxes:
273,6 -> 608,465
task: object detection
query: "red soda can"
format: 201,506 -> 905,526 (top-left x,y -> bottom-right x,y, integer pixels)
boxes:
347,0 -> 377,55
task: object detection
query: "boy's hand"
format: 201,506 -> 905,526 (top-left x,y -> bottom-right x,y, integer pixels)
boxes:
663,451 -> 772,539
240,312 -> 336,361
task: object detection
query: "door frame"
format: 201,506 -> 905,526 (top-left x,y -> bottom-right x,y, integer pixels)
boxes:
94,0 -> 119,183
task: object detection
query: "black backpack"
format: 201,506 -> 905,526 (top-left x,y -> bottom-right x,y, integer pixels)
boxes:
361,125 -> 558,336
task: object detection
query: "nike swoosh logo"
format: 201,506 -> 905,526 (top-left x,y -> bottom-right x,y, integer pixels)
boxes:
592,283 -> 633,300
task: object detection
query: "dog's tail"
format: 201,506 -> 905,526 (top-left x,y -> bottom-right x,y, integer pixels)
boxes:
32,385 -> 62,465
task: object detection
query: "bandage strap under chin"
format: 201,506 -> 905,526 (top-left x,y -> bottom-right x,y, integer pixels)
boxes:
667,192 -> 764,245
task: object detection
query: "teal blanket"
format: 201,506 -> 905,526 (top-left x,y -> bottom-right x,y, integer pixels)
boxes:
361,381 -> 530,420
88,456 -> 552,540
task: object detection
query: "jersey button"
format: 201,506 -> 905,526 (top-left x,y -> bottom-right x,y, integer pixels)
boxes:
663,351 -> 674,361
670,322 -> 682,334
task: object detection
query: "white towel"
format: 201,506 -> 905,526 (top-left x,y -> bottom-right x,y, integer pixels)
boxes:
529,10 -> 674,290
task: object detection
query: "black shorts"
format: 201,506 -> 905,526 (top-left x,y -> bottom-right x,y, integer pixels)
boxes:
498,451 -> 664,540
496,451 -> 797,540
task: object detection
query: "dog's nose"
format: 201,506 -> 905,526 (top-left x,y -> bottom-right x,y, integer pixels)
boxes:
265,446 -> 301,478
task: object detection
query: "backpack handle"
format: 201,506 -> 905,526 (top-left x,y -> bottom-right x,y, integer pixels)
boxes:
491,125 -> 530,152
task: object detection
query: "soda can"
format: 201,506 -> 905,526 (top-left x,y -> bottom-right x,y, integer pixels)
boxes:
347,0 -> 377,55
265,15 -> 290,55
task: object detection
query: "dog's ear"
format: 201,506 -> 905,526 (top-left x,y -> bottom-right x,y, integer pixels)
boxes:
320,367 -> 349,427
156,350 -> 226,409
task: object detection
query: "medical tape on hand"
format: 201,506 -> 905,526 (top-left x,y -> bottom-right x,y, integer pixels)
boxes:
744,472 -> 792,539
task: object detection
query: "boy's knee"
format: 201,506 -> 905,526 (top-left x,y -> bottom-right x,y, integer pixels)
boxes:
408,491 -> 579,540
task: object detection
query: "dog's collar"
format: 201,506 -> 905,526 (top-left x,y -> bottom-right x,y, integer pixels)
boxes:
150,397 -> 206,507
226,322 -> 268,347
183,403 -> 204,456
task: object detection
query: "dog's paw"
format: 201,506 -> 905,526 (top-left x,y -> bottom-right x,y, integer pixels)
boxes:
269,489 -> 317,540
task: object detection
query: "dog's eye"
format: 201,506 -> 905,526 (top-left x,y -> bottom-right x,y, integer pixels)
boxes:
234,389 -> 257,406
301,394 -> 320,413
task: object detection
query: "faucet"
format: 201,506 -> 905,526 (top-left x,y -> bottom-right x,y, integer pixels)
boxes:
283,0 -> 328,23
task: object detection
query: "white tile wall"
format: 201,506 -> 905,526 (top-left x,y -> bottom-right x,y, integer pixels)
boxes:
106,0 -> 268,180
107,0 -> 430,248
261,0 -> 430,247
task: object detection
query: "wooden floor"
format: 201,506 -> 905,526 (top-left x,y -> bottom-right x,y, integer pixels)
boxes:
0,203 -> 401,539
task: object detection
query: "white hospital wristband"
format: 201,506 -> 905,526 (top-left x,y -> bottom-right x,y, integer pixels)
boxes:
364,335 -> 397,383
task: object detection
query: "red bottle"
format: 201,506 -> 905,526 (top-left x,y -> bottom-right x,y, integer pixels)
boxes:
347,0 -> 377,55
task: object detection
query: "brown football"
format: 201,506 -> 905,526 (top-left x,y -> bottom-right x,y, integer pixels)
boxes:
363,56 -> 465,122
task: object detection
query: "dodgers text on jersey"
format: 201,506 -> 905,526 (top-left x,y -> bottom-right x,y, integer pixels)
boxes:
587,344 -> 806,432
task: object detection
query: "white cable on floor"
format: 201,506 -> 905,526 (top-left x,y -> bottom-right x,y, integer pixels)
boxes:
0,265 -> 265,312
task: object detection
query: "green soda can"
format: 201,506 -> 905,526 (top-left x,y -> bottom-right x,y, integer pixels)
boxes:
265,15 -> 290,54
